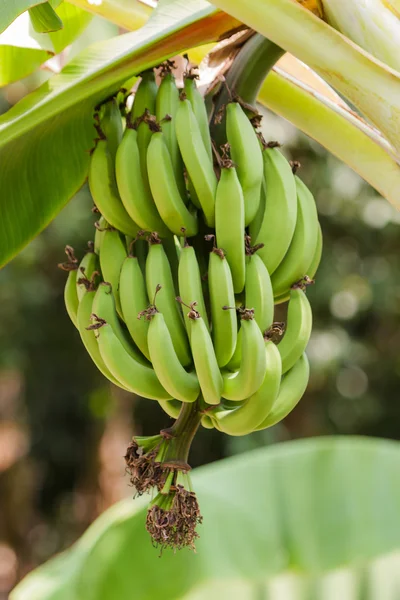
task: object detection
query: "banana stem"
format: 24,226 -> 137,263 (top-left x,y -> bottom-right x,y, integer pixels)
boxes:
210,35 -> 284,144
162,400 -> 202,467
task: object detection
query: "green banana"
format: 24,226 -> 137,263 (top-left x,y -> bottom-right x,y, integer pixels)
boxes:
212,340 -> 282,436
245,253 -> 274,333
215,163 -> 245,293
99,228 -> 126,317
271,176 -> 319,298
178,243 -> 209,334
222,311 -> 267,401
96,322 -> 172,401
255,353 -> 310,430
201,415 -> 214,429
307,222 -> 323,280
119,254 -> 151,360
248,176 -> 266,242
156,69 -> 187,198
159,399 -> 182,419
64,269 -> 79,329
92,282 -> 148,367
88,139 -> 140,237
188,310 -> 223,405
77,290 -> 128,391
145,236 -> 191,367
277,288 -> 312,374
208,247 -> 237,368
131,70 -> 158,201
253,146 -> 298,275
175,98 -> 217,227
147,132 -> 198,237
98,99 -> 123,162
148,312 -> 200,403
76,246 -> 99,302
225,102 -> 263,226
115,127 -> 169,236
184,75 -> 212,160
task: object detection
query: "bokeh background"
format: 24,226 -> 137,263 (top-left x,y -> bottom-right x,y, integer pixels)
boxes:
1,15 -> 400,599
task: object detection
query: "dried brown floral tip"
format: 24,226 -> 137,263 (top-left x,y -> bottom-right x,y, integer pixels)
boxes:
266,140 -> 281,149
264,322 -> 286,342
176,297 -> 200,320
237,307 -> 255,321
147,232 -> 162,246
290,160 -> 301,174
292,275 -> 315,291
250,114 -> 263,129
86,313 -> 106,331
124,440 -> 166,497
245,234 -> 265,256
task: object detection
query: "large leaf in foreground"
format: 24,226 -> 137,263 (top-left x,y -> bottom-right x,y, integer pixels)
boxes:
11,437 -> 400,599
67,0 -> 153,31
0,0 -> 239,268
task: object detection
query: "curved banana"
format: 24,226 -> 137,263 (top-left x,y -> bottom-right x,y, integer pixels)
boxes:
88,139 -> 140,237
201,415 -> 214,429
77,290 -> 128,391
255,353 -> 310,430
248,177 -> 266,242
208,247 -> 237,368
148,312 -> 200,402
64,269 -> 79,329
115,127 -> 169,235
215,164 -> 245,293
159,399 -> 181,419
147,132 -> 198,237
175,98 -> 217,227
225,102 -> 263,226
184,75 -> 212,160
99,98 -> 123,162
76,247 -> 99,302
131,70 -> 158,201
188,311 -> 223,405
225,327 -> 242,372
277,288 -> 312,374
271,176 -> 319,298
245,253 -> 274,333
178,243 -> 209,334
222,312 -> 267,401
96,322 -> 172,401
307,221 -> 323,280
119,254 -> 151,360
99,228 -> 126,317
156,69 -> 186,198
253,146 -> 297,275
145,237 -> 191,367
92,282 -> 148,367
212,341 -> 282,436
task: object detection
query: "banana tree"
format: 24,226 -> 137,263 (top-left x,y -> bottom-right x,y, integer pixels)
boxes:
2,0 -> 400,596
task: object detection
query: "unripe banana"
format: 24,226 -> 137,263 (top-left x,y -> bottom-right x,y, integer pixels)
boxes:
96,322 -> 172,401
222,311 -> 267,401
64,269 -> 79,329
225,102 -> 263,226
99,98 -> 123,162
175,98 -> 217,227
201,415 -> 214,429
76,246 -> 99,302
92,282 -> 148,366
131,70 -> 158,200
145,236 -> 191,366
148,312 -> 200,402
248,178 -> 266,242
253,145 -> 298,275
115,127 -> 169,236
212,341 -> 282,436
271,176 -> 319,298
178,243 -> 209,334
99,228 -> 126,317
277,288 -> 312,374
119,254 -> 151,360
89,139 -> 140,237
147,132 -> 198,237
255,353 -> 310,430
156,70 -> 187,198
307,222 -> 323,280
245,252 -> 274,333
159,399 -> 181,419
77,290 -> 128,391
215,163 -> 245,293
183,75 -> 212,161
188,310 -> 223,405
208,247 -> 237,368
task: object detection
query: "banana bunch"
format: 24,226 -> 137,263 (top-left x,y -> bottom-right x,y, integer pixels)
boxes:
60,60 -> 322,550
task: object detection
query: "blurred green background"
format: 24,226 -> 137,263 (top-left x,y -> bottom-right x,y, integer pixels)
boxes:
1,15 -> 400,599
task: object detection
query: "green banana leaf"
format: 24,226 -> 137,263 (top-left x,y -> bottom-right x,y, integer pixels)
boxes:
67,0 -> 153,30
29,1 -> 63,33
0,0 -> 49,33
0,0 -> 239,269
0,3 -> 93,85
209,0 -> 400,156
11,437 -> 400,600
